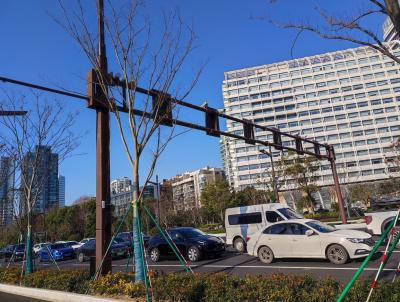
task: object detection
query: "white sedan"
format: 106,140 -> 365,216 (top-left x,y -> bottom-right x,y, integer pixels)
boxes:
247,219 -> 374,264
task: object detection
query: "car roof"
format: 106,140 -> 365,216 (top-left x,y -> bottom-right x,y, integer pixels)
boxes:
166,227 -> 196,231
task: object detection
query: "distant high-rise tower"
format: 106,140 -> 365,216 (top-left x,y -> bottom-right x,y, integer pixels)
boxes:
0,157 -> 15,226
20,145 -> 59,214
58,175 -> 65,208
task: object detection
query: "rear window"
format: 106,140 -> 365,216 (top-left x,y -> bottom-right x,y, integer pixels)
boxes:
228,212 -> 262,225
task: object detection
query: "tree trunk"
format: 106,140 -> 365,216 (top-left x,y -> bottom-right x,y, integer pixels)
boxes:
25,217 -> 33,274
132,164 -> 145,283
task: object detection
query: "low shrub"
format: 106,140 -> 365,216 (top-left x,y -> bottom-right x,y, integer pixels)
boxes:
0,267 -> 21,284
0,268 -> 89,293
90,271 -> 145,298
1,267 -> 400,301
23,269 -> 90,294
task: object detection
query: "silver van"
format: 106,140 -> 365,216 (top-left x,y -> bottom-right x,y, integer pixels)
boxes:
225,203 -> 302,252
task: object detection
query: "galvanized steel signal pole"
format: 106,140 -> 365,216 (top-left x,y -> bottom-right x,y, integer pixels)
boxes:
95,0 -> 112,275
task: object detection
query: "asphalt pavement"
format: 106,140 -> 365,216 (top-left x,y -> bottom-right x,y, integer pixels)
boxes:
3,247 -> 399,283
0,292 -> 46,302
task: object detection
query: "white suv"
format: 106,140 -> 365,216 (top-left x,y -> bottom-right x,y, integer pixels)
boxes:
247,219 -> 374,264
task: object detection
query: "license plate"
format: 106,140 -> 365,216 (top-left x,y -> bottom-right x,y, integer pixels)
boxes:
117,251 -> 124,256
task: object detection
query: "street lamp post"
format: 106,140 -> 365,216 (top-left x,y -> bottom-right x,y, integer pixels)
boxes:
260,146 -> 279,203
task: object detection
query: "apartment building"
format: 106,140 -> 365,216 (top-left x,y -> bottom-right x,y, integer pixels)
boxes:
110,177 -> 161,217
221,41 -> 400,208
166,167 -> 225,211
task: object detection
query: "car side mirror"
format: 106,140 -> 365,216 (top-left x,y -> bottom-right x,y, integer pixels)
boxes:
305,230 -> 314,236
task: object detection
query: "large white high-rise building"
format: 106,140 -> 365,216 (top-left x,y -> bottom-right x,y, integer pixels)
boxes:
221,41 -> 400,208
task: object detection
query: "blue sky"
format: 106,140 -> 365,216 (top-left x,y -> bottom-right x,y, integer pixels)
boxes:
0,1 -> 385,204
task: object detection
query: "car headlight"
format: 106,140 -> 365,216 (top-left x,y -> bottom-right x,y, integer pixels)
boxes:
346,238 -> 364,244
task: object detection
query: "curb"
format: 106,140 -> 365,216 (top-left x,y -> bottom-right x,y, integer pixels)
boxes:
0,283 -> 129,302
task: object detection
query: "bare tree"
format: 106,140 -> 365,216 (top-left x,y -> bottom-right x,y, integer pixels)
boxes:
267,0 -> 400,63
0,93 -> 80,274
55,1 -> 202,282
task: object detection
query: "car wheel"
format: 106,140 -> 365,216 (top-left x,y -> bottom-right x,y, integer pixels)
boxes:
78,252 -> 85,263
258,246 -> 274,264
187,246 -> 201,262
150,248 -> 160,262
327,244 -> 349,264
233,237 -> 246,253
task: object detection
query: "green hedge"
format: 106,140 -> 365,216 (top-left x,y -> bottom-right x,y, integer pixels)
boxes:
1,268 -> 400,301
0,268 -> 90,294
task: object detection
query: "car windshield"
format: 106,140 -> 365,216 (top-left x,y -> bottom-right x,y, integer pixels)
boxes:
178,228 -> 205,238
50,243 -> 67,249
277,208 -> 303,219
306,220 -> 336,233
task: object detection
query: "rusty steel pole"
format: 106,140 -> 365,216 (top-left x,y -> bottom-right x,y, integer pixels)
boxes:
95,0 -> 112,275
328,146 -> 347,224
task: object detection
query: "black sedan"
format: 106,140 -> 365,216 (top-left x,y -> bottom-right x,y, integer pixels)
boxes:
147,227 -> 225,262
76,239 -> 128,262
1,244 -> 25,262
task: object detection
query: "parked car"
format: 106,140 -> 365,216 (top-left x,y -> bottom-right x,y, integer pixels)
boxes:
113,237 -> 132,253
148,227 -> 225,262
1,244 -> 25,262
62,241 -> 79,250
364,210 -> 399,236
247,219 -> 374,265
225,203 -> 303,252
37,243 -> 75,262
33,243 -> 49,254
76,239 -> 128,262
116,232 -> 150,248
71,238 -> 94,251
0,244 -> 15,259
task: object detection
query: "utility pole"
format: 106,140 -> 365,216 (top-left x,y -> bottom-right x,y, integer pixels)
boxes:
260,146 -> 279,203
95,0 -> 112,275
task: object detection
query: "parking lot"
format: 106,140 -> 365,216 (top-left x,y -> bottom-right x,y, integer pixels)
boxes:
3,246 -> 399,283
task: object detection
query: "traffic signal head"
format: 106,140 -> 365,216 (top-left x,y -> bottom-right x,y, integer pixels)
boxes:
205,107 -> 220,137
272,128 -> 282,150
87,69 -> 107,109
314,143 -> 322,159
151,90 -> 173,127
295,137 -> 304,155
243,121 -> 255,144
